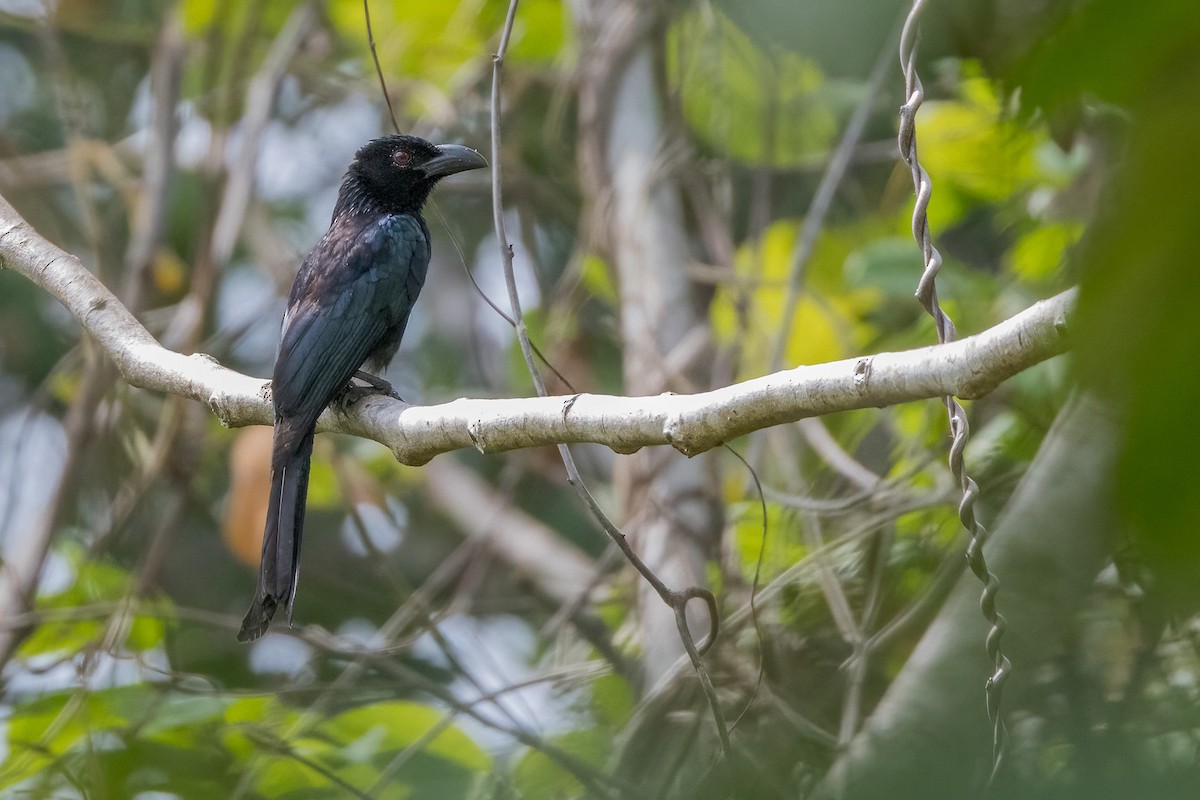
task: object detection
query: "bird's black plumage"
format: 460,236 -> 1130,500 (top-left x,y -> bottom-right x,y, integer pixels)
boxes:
238,134 -> 487,642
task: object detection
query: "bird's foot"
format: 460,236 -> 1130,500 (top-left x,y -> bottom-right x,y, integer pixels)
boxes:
339,370 -> 403,406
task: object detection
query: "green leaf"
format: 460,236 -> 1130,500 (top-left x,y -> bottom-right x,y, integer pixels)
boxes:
306,455 -> 342,509
1008,222 -> 1083,283
913,70 -> 1047,231
221,696 -> 291,761
506,0 -> 569,64
19,548 -> 173,659
2,686 -> 146,791
669,8 -> 840,167
140,694 -> 227,740
580,253 -> 617,306
321,701 -> 490,774
589,673 -> 633,729
18,616 -> 103,659
845,237 -> 928,299
126,609 -> 168,652
710,219 -> 883,377
730,499 -> 801,582
513,729 -> 608,799
328,0 -> 495,119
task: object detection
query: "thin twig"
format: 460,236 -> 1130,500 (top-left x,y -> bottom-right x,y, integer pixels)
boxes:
429,203 -> 576,390
122,8 -> 184,313
208,2 -> 315,273
724,444 -> 768,734
172,1 -> 316,354
864,548 -> 964,655
489,0 -> 729,754
304,629 -> 629,798
838,527 -> 891,746
803,513 -> 861,648
363,0 -> 401,134
0,355 -> 112,669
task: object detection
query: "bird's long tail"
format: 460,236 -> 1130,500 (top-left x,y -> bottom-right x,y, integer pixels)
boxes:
238,420 -> 316,642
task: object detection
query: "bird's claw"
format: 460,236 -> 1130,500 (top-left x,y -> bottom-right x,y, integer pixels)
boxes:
340,370 -> 403,406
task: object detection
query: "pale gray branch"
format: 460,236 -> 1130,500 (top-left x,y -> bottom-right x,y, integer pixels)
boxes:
1,192 -> 1074,467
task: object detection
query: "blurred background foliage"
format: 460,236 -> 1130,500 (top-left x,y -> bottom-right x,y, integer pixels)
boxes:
0,0 -> 1197,797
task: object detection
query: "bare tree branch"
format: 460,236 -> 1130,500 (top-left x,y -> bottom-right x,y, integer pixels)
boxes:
0,191 -> 1074,467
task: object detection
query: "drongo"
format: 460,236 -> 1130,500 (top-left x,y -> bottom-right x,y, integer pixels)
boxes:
238,135 -> 487,642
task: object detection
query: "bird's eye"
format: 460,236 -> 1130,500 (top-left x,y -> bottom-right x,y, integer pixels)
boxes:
392,150 -> 412,167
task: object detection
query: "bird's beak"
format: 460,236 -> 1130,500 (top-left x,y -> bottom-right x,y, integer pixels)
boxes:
419,144 -> 489,178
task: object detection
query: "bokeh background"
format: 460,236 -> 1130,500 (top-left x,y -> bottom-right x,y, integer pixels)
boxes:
0,0 -> 1198,797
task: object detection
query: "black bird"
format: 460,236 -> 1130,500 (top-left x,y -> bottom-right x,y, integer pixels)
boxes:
238,135 -> 487,642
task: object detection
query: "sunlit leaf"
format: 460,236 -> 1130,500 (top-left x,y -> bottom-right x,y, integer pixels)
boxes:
579,253 -> 617,306
3,686 -> 140,789
1008,222 -> 1083,283
894,506 -> 958,549
221,696 -> 290,761
18,616 -> 103,659
589,673 -> 633,729
506,0 -> 569,64
328,0 -> 494,120
321,701 -> 490,774
19,548 -> 172,659
257,752 -> 332,795
669,8 -> 840,167
914,70 -> 1046,231
730,499 -> 801,582
711,219 -> 881,378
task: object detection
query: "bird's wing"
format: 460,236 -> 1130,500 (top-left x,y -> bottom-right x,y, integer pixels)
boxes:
270,214 -> 430,430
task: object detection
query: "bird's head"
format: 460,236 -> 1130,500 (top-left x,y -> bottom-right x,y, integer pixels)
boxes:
338,134 -> 488,217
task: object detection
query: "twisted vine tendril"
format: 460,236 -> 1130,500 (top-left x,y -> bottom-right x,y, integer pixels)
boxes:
897,0 -> 1011,774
